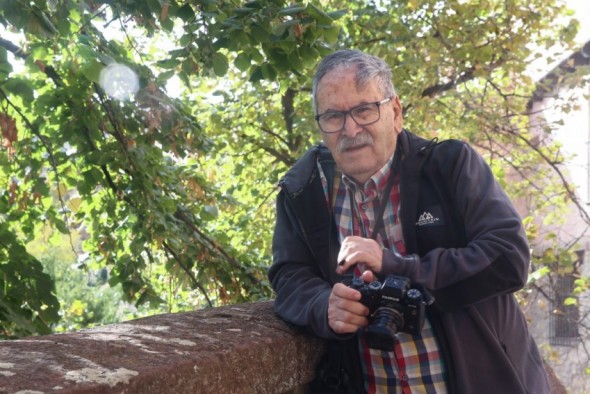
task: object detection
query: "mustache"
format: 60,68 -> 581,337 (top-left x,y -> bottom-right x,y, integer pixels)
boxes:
336,133 -> 374,153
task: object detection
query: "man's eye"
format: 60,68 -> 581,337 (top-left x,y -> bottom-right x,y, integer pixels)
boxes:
322,112 -> 344,122
353,105 -> 373,116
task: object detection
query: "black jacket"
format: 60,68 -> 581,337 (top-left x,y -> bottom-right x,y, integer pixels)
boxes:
269,130 -> 549,393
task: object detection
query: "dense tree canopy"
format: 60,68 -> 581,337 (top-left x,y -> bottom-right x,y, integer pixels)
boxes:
0,0 -> 587,342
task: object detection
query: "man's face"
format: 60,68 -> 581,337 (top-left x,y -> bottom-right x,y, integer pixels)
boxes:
316,67 -> 403,184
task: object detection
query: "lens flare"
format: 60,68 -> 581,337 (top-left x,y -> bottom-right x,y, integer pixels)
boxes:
99,63 -> 139,101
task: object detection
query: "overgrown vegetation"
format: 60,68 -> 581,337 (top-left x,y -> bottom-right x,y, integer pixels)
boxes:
0,6 -> 588,384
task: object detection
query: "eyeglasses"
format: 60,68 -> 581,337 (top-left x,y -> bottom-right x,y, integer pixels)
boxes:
315,97 -> 392,134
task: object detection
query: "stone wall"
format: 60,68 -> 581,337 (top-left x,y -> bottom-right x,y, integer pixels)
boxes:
0,300 -> 566,393
0,301 -> 324,394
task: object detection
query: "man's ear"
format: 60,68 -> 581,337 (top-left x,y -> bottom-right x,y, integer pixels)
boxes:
392,95 -> 403,133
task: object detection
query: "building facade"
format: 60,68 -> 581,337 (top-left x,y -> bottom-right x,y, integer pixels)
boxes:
526,40 -> 590,393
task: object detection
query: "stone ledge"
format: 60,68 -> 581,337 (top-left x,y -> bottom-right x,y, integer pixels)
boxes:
0,301 -> 325,394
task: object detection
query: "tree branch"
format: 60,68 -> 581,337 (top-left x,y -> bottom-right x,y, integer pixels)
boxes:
0,35 -> 237,305
0,37 -> 64,87
173,209 -> 263,290
242,128 -> 295,166
503,126 -> 590,225
0,37 -> 25,58
421,67 -> 477,98
163,241 -> 213,307
0,88 -> 77,258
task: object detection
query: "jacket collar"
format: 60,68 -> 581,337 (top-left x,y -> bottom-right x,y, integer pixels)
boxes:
278,129 -> 436,196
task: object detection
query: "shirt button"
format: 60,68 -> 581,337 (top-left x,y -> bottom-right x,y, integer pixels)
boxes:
401,375 -> 409,382
361,204 -> 368,210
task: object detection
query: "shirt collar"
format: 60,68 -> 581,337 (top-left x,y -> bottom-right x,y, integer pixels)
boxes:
341,154 -> 395,195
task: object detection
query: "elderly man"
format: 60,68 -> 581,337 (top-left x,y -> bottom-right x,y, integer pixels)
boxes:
268,49 -> 549,393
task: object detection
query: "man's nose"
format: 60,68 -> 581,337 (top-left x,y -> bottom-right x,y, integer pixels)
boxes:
341,113 -> 363,137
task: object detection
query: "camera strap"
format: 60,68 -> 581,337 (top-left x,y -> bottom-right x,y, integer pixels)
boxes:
369,144 -> 401,242
342,145 -> 402,285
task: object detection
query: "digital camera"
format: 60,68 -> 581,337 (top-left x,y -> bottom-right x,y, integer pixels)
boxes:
349,275 -> 431,351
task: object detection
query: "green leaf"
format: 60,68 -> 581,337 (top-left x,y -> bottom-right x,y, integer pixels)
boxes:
157,58 -> 180,69
176,4 -> 196,22
287,50 -> 303,71
298,45 -> 318,68
136,288 -> 165,307
306,3 -> 333,25
278,5 -> 306,16
29,44 -> 51,62
272,21 -> 298,37
85,151 -> 112,166
2,78 -> 35,103
161,18 -> 174,32
157,70 -> 176,83
243,1 -> 263,9
261,63 -> 277,80
528,266 -> 550,282
77,44 -> 99,61
563,297 -> 577,306
81,60 -> 104,83
322,25 -> 341,44
0,46 -> 7,63
234,52 -> 251,71
53,219 -> 69,234
250,24 -> 269,43
0,47 -> 12,78
211,52 -> 229,76
249,65 -> 264,82
327,9 -> 348,20
234,7 -> 255,16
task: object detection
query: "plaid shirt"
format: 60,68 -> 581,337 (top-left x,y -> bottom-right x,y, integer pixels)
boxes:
319,156 -> 448,394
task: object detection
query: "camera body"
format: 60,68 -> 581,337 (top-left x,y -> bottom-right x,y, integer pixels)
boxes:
349,275 -> 429,350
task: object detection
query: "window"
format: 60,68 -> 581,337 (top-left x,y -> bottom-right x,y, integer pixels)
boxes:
549,251 -> 583,346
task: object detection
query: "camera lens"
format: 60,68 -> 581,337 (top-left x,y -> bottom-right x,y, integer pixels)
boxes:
365,306 -> 404,350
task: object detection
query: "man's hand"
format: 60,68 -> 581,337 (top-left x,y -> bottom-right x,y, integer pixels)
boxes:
328,283 -> 370,334
336,236 -> 383,276
329,236 -> 384,334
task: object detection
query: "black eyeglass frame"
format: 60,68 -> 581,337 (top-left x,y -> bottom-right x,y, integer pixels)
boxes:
314,96 -> 393,134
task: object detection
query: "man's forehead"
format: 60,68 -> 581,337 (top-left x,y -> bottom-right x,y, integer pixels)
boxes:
318,67 -> 375,94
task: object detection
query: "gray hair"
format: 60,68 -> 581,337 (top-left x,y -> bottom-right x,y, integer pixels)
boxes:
311,49 -> 396,113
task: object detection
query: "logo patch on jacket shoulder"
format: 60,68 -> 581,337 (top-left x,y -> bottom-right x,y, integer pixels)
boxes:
415,206 -> 444,227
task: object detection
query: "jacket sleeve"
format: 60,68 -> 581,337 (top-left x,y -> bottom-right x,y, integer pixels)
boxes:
382,142 -> 530,312
268,190 -> 346,339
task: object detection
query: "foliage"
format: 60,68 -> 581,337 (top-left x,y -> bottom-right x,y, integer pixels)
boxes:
0,221 -> 59,337
24,225 -> 150,332
0,0 -> 346,338
0,0 -> 588,359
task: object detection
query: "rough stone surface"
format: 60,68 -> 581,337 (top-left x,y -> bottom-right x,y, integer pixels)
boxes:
0,300 -> 566,393
0,301 -> 325,394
